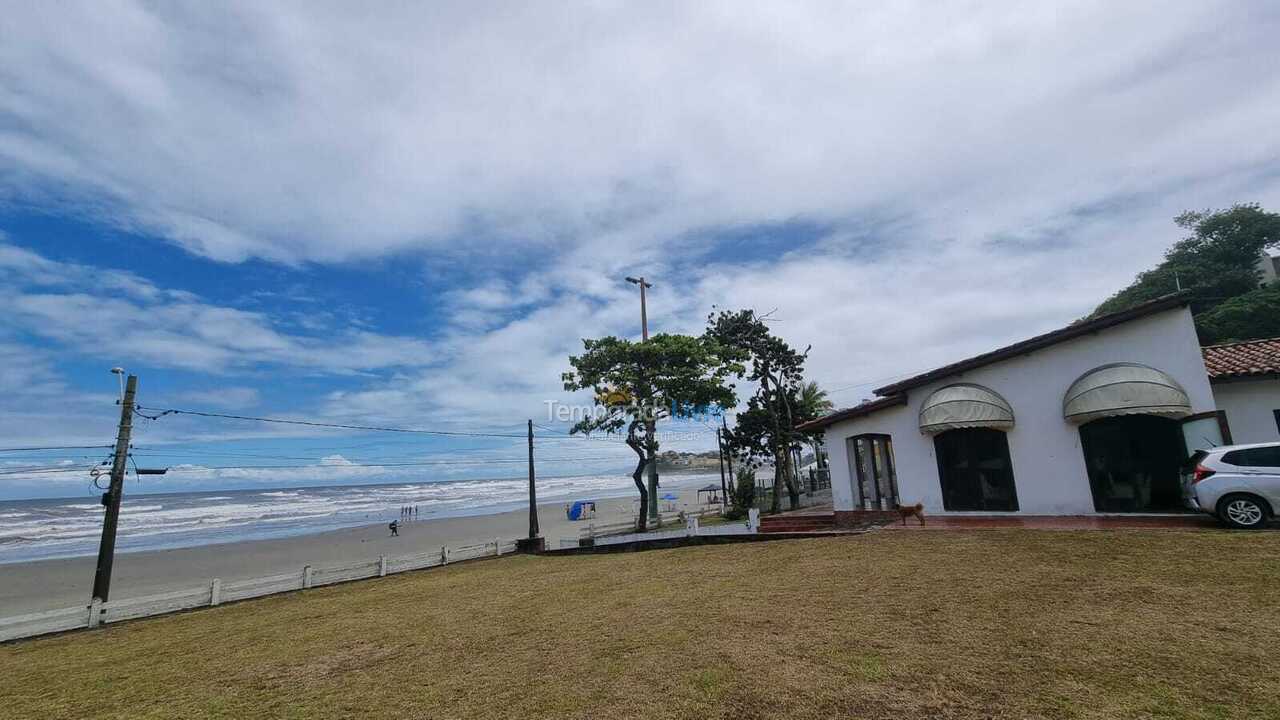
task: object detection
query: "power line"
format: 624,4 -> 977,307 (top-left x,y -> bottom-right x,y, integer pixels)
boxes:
531,423 -> 628,444
136,406 -> 531,439
136,455 -> 627,468
0,465 -> 99,477
0,445 -> 113,453
135,405 -> 644,444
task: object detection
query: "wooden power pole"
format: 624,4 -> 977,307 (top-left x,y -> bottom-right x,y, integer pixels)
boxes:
91,373 -> 137,604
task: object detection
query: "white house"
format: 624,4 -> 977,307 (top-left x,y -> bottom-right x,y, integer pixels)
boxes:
799,293 -> 1239,525
1203,338 -> 1280,445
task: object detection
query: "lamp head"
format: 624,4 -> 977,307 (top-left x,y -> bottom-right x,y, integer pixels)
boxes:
110,367 -> 124,375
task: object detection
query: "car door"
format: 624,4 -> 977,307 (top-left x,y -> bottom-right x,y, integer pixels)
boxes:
1234,446 -> 1280,509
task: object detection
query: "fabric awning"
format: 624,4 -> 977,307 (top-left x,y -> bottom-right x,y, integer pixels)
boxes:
1063,363 -> 1191,424
918,384 -> 1014,434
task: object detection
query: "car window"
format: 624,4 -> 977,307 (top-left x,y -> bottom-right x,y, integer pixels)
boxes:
1183,450 -> 1208,470
1221,446 -> 1280,468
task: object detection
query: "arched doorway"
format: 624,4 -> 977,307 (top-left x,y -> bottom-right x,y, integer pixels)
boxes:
1064,363 -> 1193,513
1079,415 -> 1186,512
933,427 -> 1019,511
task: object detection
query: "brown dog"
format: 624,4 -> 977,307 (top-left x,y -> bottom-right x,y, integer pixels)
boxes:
895,502 -> 925,526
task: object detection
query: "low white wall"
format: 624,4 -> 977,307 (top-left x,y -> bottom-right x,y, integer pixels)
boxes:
825,307 -> 1216,515
1214,379 -> 1280,444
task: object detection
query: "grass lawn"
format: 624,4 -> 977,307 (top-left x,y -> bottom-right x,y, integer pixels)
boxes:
3,530 -> 1279,719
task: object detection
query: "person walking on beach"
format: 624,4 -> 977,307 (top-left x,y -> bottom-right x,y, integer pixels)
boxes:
389,519 -> 399,537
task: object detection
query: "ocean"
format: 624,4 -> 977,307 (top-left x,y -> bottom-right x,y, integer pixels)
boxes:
0,472 -> 712,564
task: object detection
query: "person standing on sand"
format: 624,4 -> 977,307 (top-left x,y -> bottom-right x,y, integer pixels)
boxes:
389,520 -> 399,536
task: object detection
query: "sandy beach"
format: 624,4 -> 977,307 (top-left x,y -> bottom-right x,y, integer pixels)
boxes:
0,474 -> 724,616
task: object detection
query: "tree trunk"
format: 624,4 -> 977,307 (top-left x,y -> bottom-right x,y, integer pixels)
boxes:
626,420 -> 649,532
771,450 -> 783,514
783,448 -> 800,509
645,418 -> 659,525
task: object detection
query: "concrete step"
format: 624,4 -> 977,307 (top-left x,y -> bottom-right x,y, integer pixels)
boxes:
759,514 -> 836,533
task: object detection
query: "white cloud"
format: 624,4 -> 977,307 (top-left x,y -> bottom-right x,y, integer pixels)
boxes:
176,387 -> 260,409
2,1 -> 1280,457
0,2 -> 1276,264
0,243 -> 440,375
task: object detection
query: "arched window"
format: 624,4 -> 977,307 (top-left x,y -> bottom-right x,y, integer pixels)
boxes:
933,427 -> 1019,511
1065,364 -> 1191,513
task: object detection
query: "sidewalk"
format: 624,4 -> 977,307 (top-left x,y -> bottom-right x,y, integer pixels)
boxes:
878,514 -> 1224,531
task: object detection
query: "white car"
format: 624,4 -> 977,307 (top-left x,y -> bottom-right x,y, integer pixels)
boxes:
1185,442 -> 1280,529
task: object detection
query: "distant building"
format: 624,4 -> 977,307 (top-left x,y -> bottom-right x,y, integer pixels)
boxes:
798,293 -> 1273,524
1257,251 -> 1280,285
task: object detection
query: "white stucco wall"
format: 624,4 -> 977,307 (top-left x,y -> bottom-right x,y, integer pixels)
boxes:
1214,379 -> 1280,444
824,306 -> 1216,515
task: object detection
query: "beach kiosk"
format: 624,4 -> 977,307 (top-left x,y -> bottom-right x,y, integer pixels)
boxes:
697,484 -> 722,505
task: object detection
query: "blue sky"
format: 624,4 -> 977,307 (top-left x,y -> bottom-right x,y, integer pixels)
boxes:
2,1 -> 1279,499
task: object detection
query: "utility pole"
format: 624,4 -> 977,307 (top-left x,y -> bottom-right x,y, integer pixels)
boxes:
91,372 -> 137,604
626,275 -> 658,524
527,419 -> 539,539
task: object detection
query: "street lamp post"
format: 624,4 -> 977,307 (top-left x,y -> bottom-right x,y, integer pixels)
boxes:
625,276 -> 651,340
625,276 -> 659,524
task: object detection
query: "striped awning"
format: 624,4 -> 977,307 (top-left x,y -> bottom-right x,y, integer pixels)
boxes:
918,384 -> 1014,434
1063,363 -> 1191,424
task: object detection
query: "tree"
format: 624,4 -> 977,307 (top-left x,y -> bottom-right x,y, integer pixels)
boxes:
724,465 -> 757,521
706,309 -> 816,513
1092,204 -> 1280,342
1197,282 -> 1280,343
796,380 -> 833,468
562,333 -> 738,531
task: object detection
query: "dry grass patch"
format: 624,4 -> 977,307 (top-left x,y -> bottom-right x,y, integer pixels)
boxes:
3,530 -> 1279,719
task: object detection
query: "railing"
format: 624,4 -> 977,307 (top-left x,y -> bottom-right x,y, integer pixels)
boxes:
808,467 -> 831,492
576,506 -> 725,541
0,538 -> 518,643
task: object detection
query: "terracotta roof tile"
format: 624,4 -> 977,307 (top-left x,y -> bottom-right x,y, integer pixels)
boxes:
1202,337 -> 1280,380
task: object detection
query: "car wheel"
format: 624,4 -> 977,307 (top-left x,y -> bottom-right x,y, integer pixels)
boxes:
1217,494 -> 1270,530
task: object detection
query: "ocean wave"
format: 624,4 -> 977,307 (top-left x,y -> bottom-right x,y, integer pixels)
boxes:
0,472 -> 721,561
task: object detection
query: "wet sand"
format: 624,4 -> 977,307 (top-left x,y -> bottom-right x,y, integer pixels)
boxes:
0,476 -> 722,615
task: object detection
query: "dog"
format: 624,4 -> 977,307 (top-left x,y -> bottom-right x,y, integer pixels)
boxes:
894,502 -> 925,526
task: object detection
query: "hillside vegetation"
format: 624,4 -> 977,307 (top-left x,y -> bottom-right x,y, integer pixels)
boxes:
1093,204 -> 1280,343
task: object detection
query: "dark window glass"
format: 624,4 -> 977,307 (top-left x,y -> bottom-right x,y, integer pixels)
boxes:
848,434 -> 898,509
933,428 -> 1018,511
1274,409 -> 1280,435
1222,446 -> 1280,468
1079,415 -> 1187,513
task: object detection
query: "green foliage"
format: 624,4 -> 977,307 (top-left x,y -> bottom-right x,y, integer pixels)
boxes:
705,309 -> 823,512
1091,204 -> 1280,343
704,309 -> 809,465
561,333 -> 740,436
1197,282 -> 1280,343
724,466 -> 757,520
562,332 -> 740,527
797,381 -> 834,419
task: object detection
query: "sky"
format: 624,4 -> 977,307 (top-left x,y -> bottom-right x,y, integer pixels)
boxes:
1,1 -> 1279,499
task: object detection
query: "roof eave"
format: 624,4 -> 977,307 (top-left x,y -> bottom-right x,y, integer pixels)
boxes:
795,394 -> 908,432
873,291 -> 1193,396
